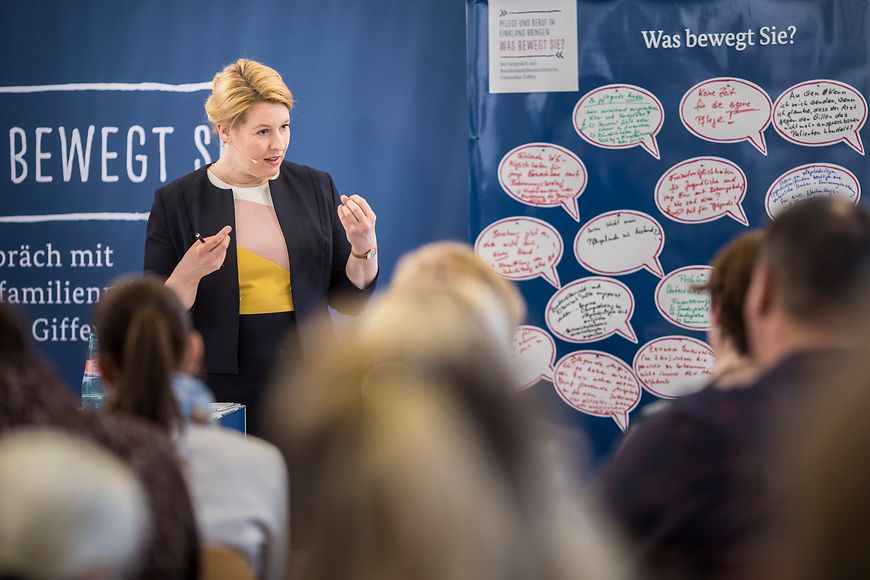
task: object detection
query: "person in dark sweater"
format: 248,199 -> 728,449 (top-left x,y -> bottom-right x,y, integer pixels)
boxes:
600,198 -> 870,579
0,303 -> 200,580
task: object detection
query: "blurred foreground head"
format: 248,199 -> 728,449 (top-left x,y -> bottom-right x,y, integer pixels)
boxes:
271,342 -> 627,580
268,242 -> 627,580
383,241 -> 524,343
745,198 -> 870,365
0,429 -> 148,580
780,352 -> 870,580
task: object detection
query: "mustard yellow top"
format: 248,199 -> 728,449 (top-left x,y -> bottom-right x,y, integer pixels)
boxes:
208,169 -> 294,315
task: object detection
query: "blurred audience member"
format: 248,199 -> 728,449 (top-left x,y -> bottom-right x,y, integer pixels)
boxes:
0,302 -> 199,579
0,429 -> 148,580
600,199 -> 870,579
269,242 -> 629,580
775,352 -> 870,580
95,275 -> 287,580
703,230 -> 763,389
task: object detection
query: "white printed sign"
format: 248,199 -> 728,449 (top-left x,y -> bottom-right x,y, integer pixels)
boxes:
680,77 -> 773,155
575,210 -> 665,278
488,0 -> 578,93
511,325 -> 557,390
773,80 -> 867,155
573,84 -> 665,158
633,336 -> 715,399
766,163 -> 861,219
553,350 -> 641,431
655,266 -> 712,330
545,277 -> 638,343
475,216 -> 564,288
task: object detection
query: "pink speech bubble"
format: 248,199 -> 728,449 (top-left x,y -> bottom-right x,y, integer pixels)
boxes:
545,277 -> 637,344
475,217 -> 563,288
773,80 -> 867,155
655,266 -> 712,331
655,156 -> 748,226
575,210 -> 665,278
573,84 -> 664,159
765,163 -> 862,219
632,336 -> 716,399
553,350 -> 641,431
511,325 -> 557,391
497,143 -> 588,221
680,77 -> 772,155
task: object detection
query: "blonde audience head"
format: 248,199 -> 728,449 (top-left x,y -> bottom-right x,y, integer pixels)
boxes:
360,242 -> 525,373
269,241 -> 628,580
0,429 -> 148,580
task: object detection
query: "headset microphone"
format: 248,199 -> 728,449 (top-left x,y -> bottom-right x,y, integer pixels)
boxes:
225,141 -> 259,165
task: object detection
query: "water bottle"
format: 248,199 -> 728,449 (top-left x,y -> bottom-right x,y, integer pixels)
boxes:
81,332 -> 106,409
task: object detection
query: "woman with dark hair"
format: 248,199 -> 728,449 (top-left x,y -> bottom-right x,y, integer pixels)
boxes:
0,302 -> 199,580
95,275 -> 288,580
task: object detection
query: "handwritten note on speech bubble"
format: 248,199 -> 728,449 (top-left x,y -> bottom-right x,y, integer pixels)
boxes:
766,163 -> 861,219
655,157 -> 748,225
575,210 -> 665,278
680,77 -> 772,155
512,325 -> 557,390
498,143 -> 588,221
546,277 -> 637,343
573,84 -> 664,159
773,80 -> 867,155
655,266 -> 712,330
553,350 -> 641,431
475,216 -> 563,288
633,336 -> 715,399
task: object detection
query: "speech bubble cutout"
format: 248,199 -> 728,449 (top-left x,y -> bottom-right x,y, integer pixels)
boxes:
512,325 -> 557,390
475,217 -> 563,288
633,336 -> 716,399
655,266 -> 712,330
575,210 -> 665,278
655,156 -> 749,226
573,84 -> 664,159
497,143 -> 588,221
545,277 -> 638,344
765,163 -> 862,219
680,77 -> 772,155
553,350 -> 641,431
773,80 -> 867,155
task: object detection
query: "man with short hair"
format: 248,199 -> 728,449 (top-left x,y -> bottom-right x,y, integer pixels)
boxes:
600,198 -> 870,579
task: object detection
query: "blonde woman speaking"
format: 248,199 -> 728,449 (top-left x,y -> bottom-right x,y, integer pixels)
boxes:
145,58 -> 378,435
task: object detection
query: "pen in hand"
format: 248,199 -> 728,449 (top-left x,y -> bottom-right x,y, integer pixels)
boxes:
195,232 -> 205,245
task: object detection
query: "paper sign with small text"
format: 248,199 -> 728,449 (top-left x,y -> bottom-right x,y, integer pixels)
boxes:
488,0 -> 578,93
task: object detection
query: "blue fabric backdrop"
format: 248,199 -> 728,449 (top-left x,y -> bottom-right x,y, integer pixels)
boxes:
468,0 -> 869,460
0,0 -> 469,393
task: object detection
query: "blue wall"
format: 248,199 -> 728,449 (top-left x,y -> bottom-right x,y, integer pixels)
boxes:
0,0 -> 470,392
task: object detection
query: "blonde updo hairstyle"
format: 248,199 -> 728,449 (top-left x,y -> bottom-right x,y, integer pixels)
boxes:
204,58 -> 294,131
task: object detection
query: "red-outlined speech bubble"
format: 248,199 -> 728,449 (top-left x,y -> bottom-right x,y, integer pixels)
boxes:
655,156 -> 748,226
575,210 -> 665,278
773,80 -> 867,155
475,216 -> 563,288
632,336 -> 716,399
573,84 -> 664,159
553,350 -> 641,431
655,266 -> 712,331
511,325 -> 557,391
497,142 -> 588,221
545,277 -> 637,344
680,77 -> 772,155
765,163 -> 861,219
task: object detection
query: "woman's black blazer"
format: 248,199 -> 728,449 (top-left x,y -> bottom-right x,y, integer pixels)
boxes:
144,161 -> 376,374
